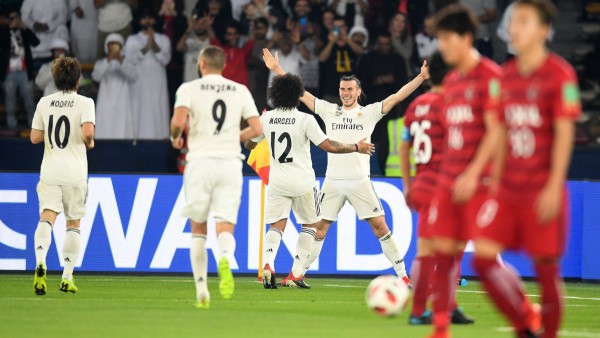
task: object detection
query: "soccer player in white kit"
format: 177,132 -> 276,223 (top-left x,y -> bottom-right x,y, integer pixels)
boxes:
170,46 -> 262,309
245,73 -> 375,289
263,49 -> 429,285
31,57 -> 96,295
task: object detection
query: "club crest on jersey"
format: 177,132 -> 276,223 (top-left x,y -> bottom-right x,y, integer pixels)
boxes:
464,85 -> 475,101
357,111 -> 363,117
527,85 -> 539,101
335,105 -> 343,116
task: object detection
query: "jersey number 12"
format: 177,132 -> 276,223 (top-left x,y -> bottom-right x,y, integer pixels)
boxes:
270,132 -> 293,163
47,115 -> 70,149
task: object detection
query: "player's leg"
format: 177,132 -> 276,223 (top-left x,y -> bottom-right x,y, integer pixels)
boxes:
532,256 -> 562,338
58,181 -> 88,294
366,215 -> 409,283
300,219 -> 330,276
448,241 -> 475,325
410,237 -> 435,325
215,221 -> 236,300
181,161 -> 212,307
262,193 -> 293,288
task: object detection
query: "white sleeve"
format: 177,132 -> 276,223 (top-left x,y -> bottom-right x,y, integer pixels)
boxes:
91,59 -> 109,82
20,0 -> 34,29
174,83 -> 191,109
117,61 -> 138,82
81,98 -> 95,125
314,98 -> 338,118
124,36 -> 144,65
154,35 -> 172,66
305,115 -> 328,146
31,101 -> 44,130
241,87 -> 260,120
366,101 -> 385,123
35,64 -> 53,90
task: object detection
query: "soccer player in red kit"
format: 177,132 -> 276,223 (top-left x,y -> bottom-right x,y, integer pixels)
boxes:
426,5 -> 503,338
473,1 -> 581,338
401,51 -> 474,326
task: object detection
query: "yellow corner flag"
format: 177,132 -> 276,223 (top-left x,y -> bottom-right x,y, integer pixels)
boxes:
247,139 -> 270,281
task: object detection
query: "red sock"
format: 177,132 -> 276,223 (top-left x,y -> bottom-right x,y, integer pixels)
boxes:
411,256 -> 434,316
450,251 -> 465,310
535,262 -> 562,338
432,253 -> 456,331
473,257 -> 530,331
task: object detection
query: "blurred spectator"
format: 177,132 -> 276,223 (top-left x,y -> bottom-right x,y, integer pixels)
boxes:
20,0 -> 69,65
69,0 -> 98,63
292,0 -> 321,43
319,9 -> 335,45
348,25 -> 368,48
406,0 -> 429,36
124,8 -> 171,139
194,0 -> 233,42
358,32 -> 408,171
1,9 -> 39,130
95,0 -> 136,59
35,39 -> 69,97
267,30 -> 310,84
328,0 -> 368,28
318,16 -> 363,102
209,21 -> 254,86
156,0 -> 188,108
389,12 -> 413,76
92,33 -> 137,139
176,14 -> 211,82
248,17 -> 271,110
459,0 -> 496,59
240,0 -> 286,33
415,14 -> 438,61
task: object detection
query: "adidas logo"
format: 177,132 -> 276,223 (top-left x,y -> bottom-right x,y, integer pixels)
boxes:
294,255 -> 300,260
266,249 -> 273,252
395,260 -> 404,264
64,257 -> 71,262
36,245 -> 43,250
373,207 -> 379,212
197,277 -> 204,282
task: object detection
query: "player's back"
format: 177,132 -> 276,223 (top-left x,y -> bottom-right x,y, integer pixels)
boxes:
500,53 -> 581,199
179,74 -> 258,161
33,91 -> 95,186
438,57 -> 502,191
260,109 -> 327,197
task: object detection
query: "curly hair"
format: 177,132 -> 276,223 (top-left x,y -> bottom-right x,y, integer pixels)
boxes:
267,73 -> 305,110
51,57 -> 81,92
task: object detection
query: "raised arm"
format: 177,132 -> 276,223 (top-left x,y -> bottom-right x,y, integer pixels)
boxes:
262,48 -> 317,112
382,61 -> 429,114
240,116 -> 263,142
318,137 -> 375,155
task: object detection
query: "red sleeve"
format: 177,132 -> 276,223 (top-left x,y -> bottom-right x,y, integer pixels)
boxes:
482,69 -> 502,117
553,66 -> 581,119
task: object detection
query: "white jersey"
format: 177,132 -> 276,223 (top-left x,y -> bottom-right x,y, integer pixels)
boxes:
254,108 -> 328,197
32,91 -> 95,186
314,99 -> 384,179
175,74 -> 259,161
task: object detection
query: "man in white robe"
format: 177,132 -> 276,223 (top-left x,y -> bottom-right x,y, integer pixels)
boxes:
35,39 -> 69,97
92,33 -> 137,139
21,0 -> 69,61
69,0 -> 98,63
124,11 -> 171,140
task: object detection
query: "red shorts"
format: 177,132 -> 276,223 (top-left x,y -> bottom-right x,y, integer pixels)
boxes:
429,189 -> 488,242
476,190 -> 568,257
411,188 -> 435,239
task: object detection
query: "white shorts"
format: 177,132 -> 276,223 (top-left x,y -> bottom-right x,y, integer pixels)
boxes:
265,187 -> 320,225
37,180 -> 88,221
320,178 -> 385,221
181,158 -> 243,224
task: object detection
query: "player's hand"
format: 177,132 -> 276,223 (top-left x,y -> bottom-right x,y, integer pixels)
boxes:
357,138 -> 375,155
244,140 -> 257,150
85,139 -> 95,150
452,171 -> 478,204
536,182 -> 562,225
171,136 -> 184,150
420,60 -> 429,80
262,48 -> 279,71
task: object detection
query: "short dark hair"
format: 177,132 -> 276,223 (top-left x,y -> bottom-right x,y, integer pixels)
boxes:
434,4 -> 478,38
254,17 -> 269,28
515,0 -> 557,26
428,51 -> 450,86
268,73 -> 305,110
51,57 -> 81,91
225,21 -> 240,33
339,74 -> 362,88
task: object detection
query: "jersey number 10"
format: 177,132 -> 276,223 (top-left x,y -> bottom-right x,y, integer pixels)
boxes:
47,115 -> 71,149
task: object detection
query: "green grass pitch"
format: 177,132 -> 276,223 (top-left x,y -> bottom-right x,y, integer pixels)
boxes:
1,274 -> 599,338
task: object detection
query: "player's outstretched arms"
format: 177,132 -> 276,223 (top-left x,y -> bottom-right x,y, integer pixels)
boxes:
318,137 -> 375,155
30,129 -> 44,144
82,122 -> 95,150
240,116 -> 263,143
262,48 -> 316,112
382,61 -> 429,114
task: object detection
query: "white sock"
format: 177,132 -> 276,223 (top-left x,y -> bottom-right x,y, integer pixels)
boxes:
263,227 -> 282,269
291,227 -> 316,278
62,228 -> 81,280
34,221 -> 53,266
217,232 -> 236,262
190,234 -> 209,300
379,232 -> 408,278
302,237 -> 324,275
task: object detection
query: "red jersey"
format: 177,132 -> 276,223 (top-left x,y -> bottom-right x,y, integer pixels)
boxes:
499,53 -> 581,198
437,58 -> 502,191
403,92 -> 445,194
210,38 -> 254,86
